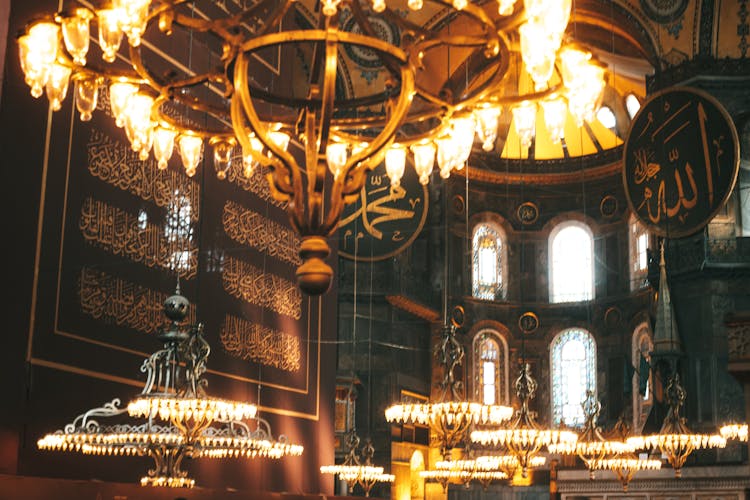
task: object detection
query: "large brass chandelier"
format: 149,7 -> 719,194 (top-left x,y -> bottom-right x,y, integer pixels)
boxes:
547,391 -> 635,479
320,431 -> 394,496
385,323 -> 513,457
37,288 -> 302,488
626,373 -> 726,478
18,0 -> 607,294
471,363 -> 578,477
420,457 -> 508,490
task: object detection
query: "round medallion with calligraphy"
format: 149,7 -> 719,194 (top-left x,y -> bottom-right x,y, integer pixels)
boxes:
623,87 -> 739,238
517,201 -> 539,225
338,161 -> 429,261
518,311 -> 539,334
599,195 -> 618,219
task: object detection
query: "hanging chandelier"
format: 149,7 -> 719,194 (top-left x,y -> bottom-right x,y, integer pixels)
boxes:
547,391 -> 635,479
320,431 -> 394,497
420,458 -> 508,491
385,324 -> 513,457
471,363 -> 577,477
17,0 -> 607,295
720,423 -> 748,442
37,288 -> 302,488
626,373 -> 726,478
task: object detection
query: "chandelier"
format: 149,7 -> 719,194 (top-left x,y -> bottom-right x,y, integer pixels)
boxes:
320,431 -> 394,496
720,423 -> 748,442
420,458 -> 508,491
385,323 -> 513,457
547,391 -> 635,479
17,0 -> 607,294
37,287 -> 302,488
626,373 -> 726,478
471,363 -> 578,477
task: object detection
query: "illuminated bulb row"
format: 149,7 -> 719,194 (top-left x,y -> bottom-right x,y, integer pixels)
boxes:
141,476 -> 195,488
201,436 -> 304,457
127,397 -> 257,423
590,457 -> 662,472
322,0 -> 523,16
384,401 -> 513,426
720,424 -> 748,442
81,444 -> 141,456
548,439 -> 635,455
627,433 -> 726,450
471,428 -> 578,448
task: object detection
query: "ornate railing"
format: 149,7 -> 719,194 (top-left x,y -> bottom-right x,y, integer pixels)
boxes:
666,237 -> 750,275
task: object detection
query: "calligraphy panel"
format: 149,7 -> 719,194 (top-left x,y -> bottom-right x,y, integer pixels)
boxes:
338,160 -> 429,260
623,87 -> 739,237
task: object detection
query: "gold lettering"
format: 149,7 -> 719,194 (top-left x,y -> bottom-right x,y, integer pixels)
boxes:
220,314 -> 302,372
222,256 -> 302,319
222,201 -> 301,266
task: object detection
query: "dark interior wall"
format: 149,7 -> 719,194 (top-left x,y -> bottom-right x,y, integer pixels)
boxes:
0,0 -> 336,494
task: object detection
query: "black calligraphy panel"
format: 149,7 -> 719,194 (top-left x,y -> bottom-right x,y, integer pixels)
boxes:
623,87 -> 739,237
338,160 -> 429,260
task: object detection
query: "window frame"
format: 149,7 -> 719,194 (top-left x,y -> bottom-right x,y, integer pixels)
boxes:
550,327 -> 597,427
632,324 -> 653,433
471,221 -> 507,301
548,221 -> 594,303
473,329 -> 509,405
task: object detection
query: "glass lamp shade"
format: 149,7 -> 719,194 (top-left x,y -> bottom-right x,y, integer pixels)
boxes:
178,134 -> 204,177
58,8 -> 93,65
411,142 -> 436,185
153,127 -> 177,170
123,93 -> 155,153
242,135 -> 265,177
268,130 -> 290,152
211,137 -> 236,180
512,101 -> 537,149
113,0 -> 151,47
75,77 -> 99,121
385,144 -> 407,188
45,64 -> 72,111
474,104 -> 502,152
541,97 -> 567,144
27,22 -> 60,66
109,82 -> 139,127
519,22 -> 557,91
326,142 -> 348,179
97,9 -> 124,63
497,0 -> 517,16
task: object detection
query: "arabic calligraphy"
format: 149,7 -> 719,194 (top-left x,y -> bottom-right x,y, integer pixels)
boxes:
222,256 -> 302,319
79,197 -> 198,279
79,267 -> 196,334
226,159 -> 287,209
220,314 -> 301,372
222,201 -> 301,266
338,164 -> 428,260
87,130 -> 200,221
623,88 -> 739,237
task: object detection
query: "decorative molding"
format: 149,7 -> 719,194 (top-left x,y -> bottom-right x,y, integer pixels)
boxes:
385,295 -> 440,323
466,156 -> 622,185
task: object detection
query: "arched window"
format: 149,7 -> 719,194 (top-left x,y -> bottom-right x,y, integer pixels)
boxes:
625,93 -> 641,119
632,325 -> 653,433
549,222 -> 594,303
473,330 -> 508,405
550,328 -> 597,427
472,222 -> 505,300
629,214 -> 650,290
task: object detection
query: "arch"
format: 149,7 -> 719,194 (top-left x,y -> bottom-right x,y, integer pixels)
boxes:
548,221 -> 594,303
632,323 -> 653,433
472,328 -> 509,405
550,328 -> 597,426
472,218 -> 507,300
409,450 -> 425,500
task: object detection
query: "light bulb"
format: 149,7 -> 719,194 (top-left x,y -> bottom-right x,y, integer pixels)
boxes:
408,0 -> 424,9
497,0 -> 516,15
45,64 -> 72,111
178,134 -> 203,174
519,22 -> 557,91
371,0 -> 386,12
512,101 -> 537,149
453,0 -> 468,9
153,127 -> 177,169
58,8 -> 93,66
109,82 -> 138,127
123,92 -> 154,152
75,77 -> 99,121
17,35 -> 49,98
452,115 -> 475,169
27,22 -> 60,66
410,142 -> 435,185
210,137 -> 236,180
566,62 -> 605,127
326,142 -> 348,179
541,97 -> 567,144
559,47 -> 592,88
436,135 -> 458,178
97,9 -> 123,63
242,135 -> 264,177
321,0 -> 342,16
474,105 -> 502,152
385,144 -> 406,188
113,0 -> 151,47
268,130 -> 290,153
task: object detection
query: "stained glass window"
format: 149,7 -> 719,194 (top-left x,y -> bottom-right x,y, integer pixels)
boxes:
632,325 -> 653,433
474,331 -> 507,405
549,223 -> 593,303
550,328 -> 596,426
472,223 -> 504,300
165,189 -> 194,273
629,214 -> 649,290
